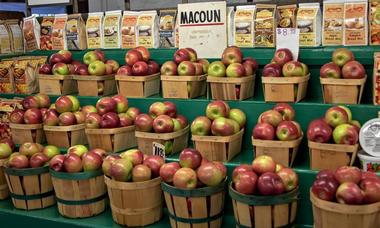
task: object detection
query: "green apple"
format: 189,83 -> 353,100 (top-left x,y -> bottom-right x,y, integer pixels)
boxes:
333,124 -> 358,145
164,140 -> 173,155
67,145 -> 88,158
83,51 -> 100,65
228,108 -> 246,128
172,118 -> 182,131
42,145 -> 60,159
338,105 -> 352,122
67,95 -> 80,112
0,143 -> 12,159
208,61 -> 226,77
88,60 -> 106,76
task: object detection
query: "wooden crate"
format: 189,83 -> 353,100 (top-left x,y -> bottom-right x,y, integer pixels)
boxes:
9,123 -> 45,144
262,74 -> 310,102
4,166 -> 55,210
207,75 -> 255,100
0,158 -> 9,200
308,141 -> 359,170
161,75 -> 207,99
310,190 -> 380,228
105,176 -> 162,226
320,76 -> 366,104
44,124 -> 87,148
38,74 -> 77,95
229,183 -> 298,228
161,180 -> 225,228
85,125 -> 136,153
116,73 -> 160,98
135,126 -> 189,155
73,75 -> 117,96
192,129 -> 244,162
252,136 -> 303,167
50,169 -> 106,218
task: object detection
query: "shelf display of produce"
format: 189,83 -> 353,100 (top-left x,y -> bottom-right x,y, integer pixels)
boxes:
0,46 -> 380,228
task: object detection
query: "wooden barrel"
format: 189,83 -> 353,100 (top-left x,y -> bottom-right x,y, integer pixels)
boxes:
0,158 -> 9,199
161,180 -> 226,228
229,183 -> 298,228
105,176 -> 162,226
310,190 -> 380,228
4,165 -> 55,210
50,169 -> 107,218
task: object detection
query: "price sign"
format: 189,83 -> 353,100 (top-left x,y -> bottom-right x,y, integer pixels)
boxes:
152,142 -> 166,160
276,28 -> 300,61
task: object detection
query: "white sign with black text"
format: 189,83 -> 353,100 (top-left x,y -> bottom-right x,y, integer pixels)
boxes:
152,142 -> 166,160
276,28 -> 300,61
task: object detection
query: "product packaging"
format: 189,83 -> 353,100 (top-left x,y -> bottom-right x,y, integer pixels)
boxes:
297,3 -> 321,47
137,11 -> 159,48
234,5 -> 256,47
66,14 -> 87,50
343,1 -> 368,46
254,4 -> 276,47
159,9 -> 176,48
52,14 -> 68,50
121,11 -> 139,49
322,0 -> 344,46
103,10 -> 122,49
86,12 -> 103,49
22,15 -> 40,52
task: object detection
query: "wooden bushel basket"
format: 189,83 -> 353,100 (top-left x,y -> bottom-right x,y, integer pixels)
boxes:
9,123 -> 45,144
229,183 -> 298,228
207,75 -> 255,100
50,169 -> 106,218
85,125 -> 136,153
308,141 -> 359,170
252,136 -> 303,167
4,166 -> 55,210
135,126 -> 189,155
161,75 -> 207,99
38,74 -> 77,95
192,129 -> 244,162
116,73 -> 160,97
0,158 -> 9,200
105,176 -> 162,226
161,180 -> 226,228
262,74 -> 310,102
44,124 -> 87,148
73,74 -> 117,96
320,76 -> 366,104
310,190 -> 380,228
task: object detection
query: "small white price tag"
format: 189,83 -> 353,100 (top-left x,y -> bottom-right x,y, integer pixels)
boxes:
276,28 -> 300,61
152,142 -> 166,160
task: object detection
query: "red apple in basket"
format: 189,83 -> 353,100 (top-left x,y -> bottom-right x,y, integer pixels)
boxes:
191,116 -> 211,136
160,162 -> 181,183
164,101 -> 176,118
228,109 -> 246,128
102,155 -> 121,177
206,100 -> 230,120
110,159 -> 133,181
100,112 -> 120,128
277,168 -> 298,192
8,154 -> 29,168
105,60 -> 120,73
257,172 -> 285,195
30,152 -> 49,168
334,166 -> 362,184
178,61 -> 195,76
160,61 -> 177,76
176,115 -> 188,129
132,61 -> 148,76
39,64 -> 52,74
149,102 -> 167,118
242,61 -> 253,76
132,164 -> 152,182
312,177 -> 339,201
173,49 -> 191,64
112,95 -> 128,114
243,57 -> 258,72
333,124 -> 358,145
135,114 -> 153,132
49,53 -> 65,65
211,117 -> 235,136
173,167 -> 197,189
10,109 -> 25,124
118,113 -> 134,127
307,119 -> 332,143
143,155 -> 164,178
362,171 -> 378,181
34,93 -> 51,108
82,151 -> 103,171
117,65 -> 133,76
360,178 -> 380,204
68,145 -> 88,158
342,61 -> 365,79
273,103 -> 295,121
252,155 -> 276,174
197,162 -> 225,187
234,171 -> 257,195
94,49 -> 105,62
198,59 -> 209,74
73,111 -> 86,124
96,97 -> 117,115
276,121 -> 300,141
52,63 -> 70,75
320,62 -> 341,79
55,96 -> 73,114
258,110 -> 283,127
135,46 -> 150,62
49,154 -> 66,172
226,63 -> 246,77
253,122 -> 275,140
147,61 -> 159,75
57,50 -> 73,63
67,64 -> 76,74
324,106 -> 349,128
222,46 -> 243,65
126,107 -> 141,121
336,182 -> 364,205
75,65 -> 89,75
262,63 -> 281,77
43,109 -> 59,126
316,170 -> 335,180
350,120 -> 361,133
186,48 -> 197,62
120,149 -> 144,166
332,48 -> 354,67
272,48 -> 293,66
125,49 -> 143,66
179,148 -> 202,170
282,61 -> 304,77
153,115 -> 174,133
24,108 -> 42,124
232,165 -> 253,182
85,112 -> 101,129
105,64 -> 113,75
59,112 -> 76,126
22,95 -> 40,109
193,63 -> 203,75
64,153 -> 83,173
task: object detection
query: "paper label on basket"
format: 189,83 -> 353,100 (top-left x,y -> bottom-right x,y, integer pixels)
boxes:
359,118 -> 380,157
152,142 -> 166,159
276,28 -> 299,60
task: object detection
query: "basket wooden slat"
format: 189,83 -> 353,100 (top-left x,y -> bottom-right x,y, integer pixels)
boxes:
4,166 -> 55,210
9,123 -> 45,144
135,126 -> 189,155
310,190 -> 380,228
105,176 -> 162,226
44,124 -> 87,148
252,136 -> 303,167
0,159 -> 9,199
320,76 -> 366,104
38,74 -> 77,95
207,75 -> 255,100
262,74 -> 310,102
308,141 -> 359,170
85,125 -> 136,153
50,169 -> 106,218
116,73 -> 160,97
192,129 -> 244,162
73,74 -> 117,96
161,75 -> 207,99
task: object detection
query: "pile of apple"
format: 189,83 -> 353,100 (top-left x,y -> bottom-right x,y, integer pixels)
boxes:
312,166 -> 380,205
39,49 -> 120,76
117,46 -> 160,76
103,149 -> 164,182
307,105 -> 360,145
320,48 -> 365,79
85,95 -> 140,129
160,48 -> 209,76
253,103 -> 302,141
9,94 -> 51,125
208,46 -> 258,77
7,142 -> 61,169
42,95 -> 84,126
232,155 -> 298,195
160,148 -> 227,189
191,100 -> 246,136
262,48 -> 309,77
49,145 -> 105,172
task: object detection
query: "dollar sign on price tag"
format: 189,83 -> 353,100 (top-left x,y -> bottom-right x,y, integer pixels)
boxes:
276,28 -> 300,60
152,142 -> 166,160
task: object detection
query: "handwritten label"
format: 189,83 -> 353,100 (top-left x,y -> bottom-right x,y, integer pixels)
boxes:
276,28 -> 300,60
152,142 -> 166,159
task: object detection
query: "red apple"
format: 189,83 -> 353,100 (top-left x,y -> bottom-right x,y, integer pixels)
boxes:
362,171 -> 378,181
206,100 -> 230,120
176,115 -> 188,129
149,102 -> 167,118
125,49 -> 143,66
112,95 -> 128,114
100,112 -> 120,128
252,155 -> 276,174
226,63 -> 246,77
147,60 -> 159,75
234,171 -> 258,195
243,57 -> 258,72
197,59 -> 210,74
49,154 -> 66,172
324,106 -> 349,128
316,169 -> 335,180
132,61 -> 149,76
258,110 -> 283,127
105,59 -> 120,73
342,61 -> 365,79
39,63 -> 52,74
9,109 -> 25,124
307,119 -> 333,143
179,148 -> 202,170
178,61 -> 195,76
34,93 -> 51,108
135,46 -> 150,62
277,168 -> 298,192
197,162 -> 224,187
360,178 -> 380,204
8,154 -> 29,168
191,116 -> 211,136
336,182 -> 364,205
159,162 -> 181,183
30,152 -> 49,168
193,62 -> 203,75
173,48 -> 191,64
333,124 -> 358,145
55,96 -> 73,114
96,97 -> 117,115
110,158 -> 133,181
85,112 -> 102,129
116,65 -> 133,76
126,107 -> 141,121
132,164 -> 152,182
24,108 -> 42,124
334,166 -> 362,184
282,61 -> 305,77
52,62 -> 69,75
262,63 -> 282,77
173,167 -> 197,189
186,48 -> 197,62
43,109 -> 59,126
88,148 -> 106,158
120,149 -> 144,166
143,155 -> 164,177
152,115 -> 174,133
211,117 -> 235,136
272,48 -> 293,66
222,46 -> 243,65
276,121 -> 301,141
257,172 -> 286,195
273,103 -> 295,121
22,96 -> 40,109
59,112 -> 77,126
232,164 -> 253,182
73,111 -> 86,124
49,53 -> 65,65
75,64 -> 89,75
160,61 -> 178,76
320,62 -> 341,79
57,50 -> 73,63
64,153 -> 83,173
135,114 -> 154,132
242,61 -> 253,76
102,154 -> 121,176
118,113 -> 134,127
312,177 -> 339,201
163,101 -> 176,118
82,151 -> 103,171
253,122 -> 275,140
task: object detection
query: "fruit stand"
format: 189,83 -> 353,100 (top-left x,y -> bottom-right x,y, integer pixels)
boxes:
0,45 -> 379,228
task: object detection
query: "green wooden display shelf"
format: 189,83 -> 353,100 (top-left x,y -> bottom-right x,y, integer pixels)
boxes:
0,47 -> 380,227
